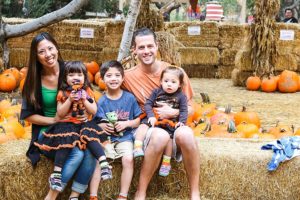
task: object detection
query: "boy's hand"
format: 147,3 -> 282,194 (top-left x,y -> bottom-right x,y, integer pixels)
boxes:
98,123 -> 114,134
148,117 -> 157,127
114,121 -> 128,132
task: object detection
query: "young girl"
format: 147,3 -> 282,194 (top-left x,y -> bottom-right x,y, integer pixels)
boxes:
35,61 -> 112,192
133,66 -> 188,177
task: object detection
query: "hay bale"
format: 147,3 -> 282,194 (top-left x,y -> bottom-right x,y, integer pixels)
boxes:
3,138 -> 300,200
182,65 -> 218,78
216,65 -> 235,79
231,68 -> 252,86
0,140 -> 190,200
218,23 -> 249,50
165,22 -> 219,47
234,50 -> 253,71
274,53 -> 298,71
179,47 -> 219,65
220,49 -> 238,66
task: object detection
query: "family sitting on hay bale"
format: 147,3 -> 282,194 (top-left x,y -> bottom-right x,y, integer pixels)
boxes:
20,28 -> 200,200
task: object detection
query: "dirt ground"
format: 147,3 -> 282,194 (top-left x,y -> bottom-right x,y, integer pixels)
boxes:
191,78 -> 300,129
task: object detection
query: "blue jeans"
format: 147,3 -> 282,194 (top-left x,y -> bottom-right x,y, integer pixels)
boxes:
39,134 -> 97,193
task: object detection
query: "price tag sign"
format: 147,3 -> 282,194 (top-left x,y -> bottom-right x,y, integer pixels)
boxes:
80,28 -> 94,38
280,30 -> 295,41
188,26 -> 201,36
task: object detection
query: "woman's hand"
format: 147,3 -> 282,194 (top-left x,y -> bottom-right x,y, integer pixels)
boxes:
148,117 -> 157,127
98,123 -> 114,134
154,102 -> 179,119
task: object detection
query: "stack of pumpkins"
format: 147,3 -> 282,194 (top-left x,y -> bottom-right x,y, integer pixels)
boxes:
189,94 -> 300,139
0,67 -> 28,92
0,99 -> 30,144
246,70 -> 300,93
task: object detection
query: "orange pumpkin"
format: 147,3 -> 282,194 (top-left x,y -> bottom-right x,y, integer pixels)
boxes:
98,78 -> 107,91
0,120 -> 23,139
261,76 -> 277,93
234,106 -> 261,128
0,73 -> 17,92
94,71 -> 101,85
20,67 -> 28,77
3,67 -> 21,85
236,122 -> 259,138
94,90 -> 103,102
0,99 -> 11,114
278,70 -> 299,93
246,76 -> 261,91
269,123 -> 294,139
85,61 -> 100,75
19,78 -> 25,91
294,128 -> 300,136
87,71 -> 94,83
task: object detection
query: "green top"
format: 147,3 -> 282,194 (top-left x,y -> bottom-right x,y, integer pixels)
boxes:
40,86 -> 57,135
42,86 -> 57,117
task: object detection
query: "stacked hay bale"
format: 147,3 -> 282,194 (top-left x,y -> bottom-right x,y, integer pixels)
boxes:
3,18 -> 125,68
3,138 -> 300,199
218,23 -> 249,79
233,22 -> 300,86
165,21 -> 220,78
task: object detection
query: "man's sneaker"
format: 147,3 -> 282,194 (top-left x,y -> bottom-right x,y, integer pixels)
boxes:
133,148 -> 144,158
159,164 -> 171,177
49,172 -> 63,192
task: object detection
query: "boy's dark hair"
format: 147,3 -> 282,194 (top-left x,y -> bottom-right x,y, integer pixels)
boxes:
132,27 -> 157,47
160,66 -> 185,86
100,60 -> 124,79
60,61 -> 92,90
285,8 -> 293,14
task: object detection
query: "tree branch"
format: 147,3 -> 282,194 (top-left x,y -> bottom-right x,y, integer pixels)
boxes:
4,0 -> 88,39
287,0 -> 300,10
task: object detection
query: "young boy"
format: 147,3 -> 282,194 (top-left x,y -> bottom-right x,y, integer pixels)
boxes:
93,60 -> 141,200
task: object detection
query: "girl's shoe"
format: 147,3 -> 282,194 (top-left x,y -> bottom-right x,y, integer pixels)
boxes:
89,196 -> 98,200
159,164 -> 171,176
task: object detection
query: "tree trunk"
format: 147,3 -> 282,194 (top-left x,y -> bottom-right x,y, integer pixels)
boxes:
0,0 -> 88,69
117,0 -> 143,61
237,0 -> 246,23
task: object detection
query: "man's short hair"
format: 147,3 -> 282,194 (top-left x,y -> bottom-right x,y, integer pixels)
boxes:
285,8 -> 293,13
132,28 -> 157,47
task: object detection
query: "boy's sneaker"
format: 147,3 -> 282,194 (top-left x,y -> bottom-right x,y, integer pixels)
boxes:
159,164 -> 171,177
101,166 -> 113,181
133,148 -> 144,158
49,172 -> 63,192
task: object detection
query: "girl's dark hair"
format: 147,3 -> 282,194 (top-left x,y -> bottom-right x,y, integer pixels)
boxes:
22,32 -> 64,110
60,61 -> 92,91
132,27 -> 157,48
100,60 -> 124,79
160,66 -> 185,87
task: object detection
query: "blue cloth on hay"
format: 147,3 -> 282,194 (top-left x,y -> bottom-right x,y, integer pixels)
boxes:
261,136 -> 300,171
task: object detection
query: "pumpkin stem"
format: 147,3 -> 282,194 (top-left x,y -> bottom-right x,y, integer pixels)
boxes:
291,125 -> 295,133
0,126 -> 6,134
242,106 -> 246,112
225,104 -> 231,114
227,120 -> 237,133
200,93 -> 211,104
